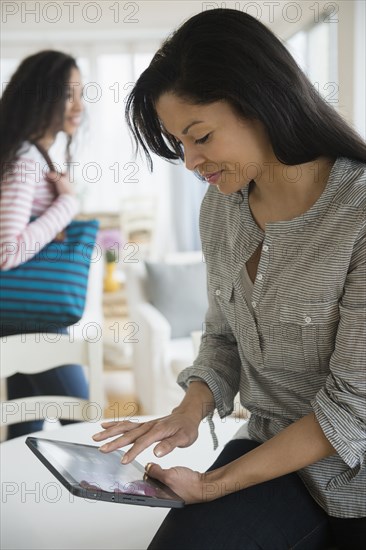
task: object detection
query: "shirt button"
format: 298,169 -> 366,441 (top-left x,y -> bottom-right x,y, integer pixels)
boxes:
215,289 -> 221,296
304,316 -> 312,324
262,245 -> 269,252
251,301 -> 257,308
257,274 -> 263,281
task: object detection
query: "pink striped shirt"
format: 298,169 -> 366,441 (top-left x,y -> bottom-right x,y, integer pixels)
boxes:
0,142 -> 79,270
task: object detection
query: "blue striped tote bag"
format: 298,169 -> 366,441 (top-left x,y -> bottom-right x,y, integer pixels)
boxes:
0,219 -> 99,333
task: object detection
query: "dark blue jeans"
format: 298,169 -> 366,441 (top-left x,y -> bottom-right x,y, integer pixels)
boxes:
4,326 -> 89,440
148,439 -> 366,550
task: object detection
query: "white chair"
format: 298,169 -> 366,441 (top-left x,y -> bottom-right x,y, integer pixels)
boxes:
0,257 -> 105,438
124,252 -> 205,415
119,195 -> 157,260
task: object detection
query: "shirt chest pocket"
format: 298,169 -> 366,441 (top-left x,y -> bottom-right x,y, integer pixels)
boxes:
209,273 -> 236,327
279,300 -> 340,372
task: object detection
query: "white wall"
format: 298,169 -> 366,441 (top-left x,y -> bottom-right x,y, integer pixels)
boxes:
2,0 -> 363,133
351,0 -> 366,137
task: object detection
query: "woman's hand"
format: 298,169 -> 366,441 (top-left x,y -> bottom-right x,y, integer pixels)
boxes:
145,463 -> 208,505
92,411 -> 200,464
47,171 -> 75,196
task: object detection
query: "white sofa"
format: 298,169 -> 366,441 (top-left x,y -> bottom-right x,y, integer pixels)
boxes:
124,252 -> 206,415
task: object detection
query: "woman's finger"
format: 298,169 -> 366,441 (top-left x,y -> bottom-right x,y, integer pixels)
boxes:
93,425 -> 149,448
99,420 -> 118,428
46,171 -> 61,181
120,428 -> 180,463
92,420 -> 146,441
92,415 -> 198,461
100,419 -> 143,429
97,423 -> 153,452
153,433 -> 185,458
120,430 -> 167,462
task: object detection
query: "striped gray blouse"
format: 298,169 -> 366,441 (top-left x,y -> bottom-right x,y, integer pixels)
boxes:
177,157 -> 366,518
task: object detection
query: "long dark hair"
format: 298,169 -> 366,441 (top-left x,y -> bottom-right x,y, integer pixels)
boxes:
126,8 -> 366,171
0,50 -> 78,180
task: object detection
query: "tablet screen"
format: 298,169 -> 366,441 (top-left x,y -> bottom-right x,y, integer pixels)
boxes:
26,437 -> 184,506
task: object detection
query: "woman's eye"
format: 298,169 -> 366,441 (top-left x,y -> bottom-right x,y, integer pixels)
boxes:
66,88 -> 75,100
195,133 -> 211,145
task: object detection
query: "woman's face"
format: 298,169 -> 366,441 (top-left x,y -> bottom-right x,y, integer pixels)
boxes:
62,66 -> 83,136
155,93 -> 275,194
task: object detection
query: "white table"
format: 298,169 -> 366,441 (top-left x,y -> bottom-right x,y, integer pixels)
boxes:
1,415 -> 245,550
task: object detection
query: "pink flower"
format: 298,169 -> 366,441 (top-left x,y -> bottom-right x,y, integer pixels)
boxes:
97,229 -> 123,250
97,229 -> 124,263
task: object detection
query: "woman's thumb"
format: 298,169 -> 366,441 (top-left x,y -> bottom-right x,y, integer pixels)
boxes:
145,462 -> 166,483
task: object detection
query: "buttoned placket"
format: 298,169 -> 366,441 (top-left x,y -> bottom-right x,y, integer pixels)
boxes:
250,236 -> 272,313
233,195 -> 272,369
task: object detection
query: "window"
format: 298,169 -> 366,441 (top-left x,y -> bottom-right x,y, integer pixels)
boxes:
286,20 -> 338,105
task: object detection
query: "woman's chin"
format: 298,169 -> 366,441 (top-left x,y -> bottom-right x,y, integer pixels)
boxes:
217,181 -> 248,195
63,125 -> 79,137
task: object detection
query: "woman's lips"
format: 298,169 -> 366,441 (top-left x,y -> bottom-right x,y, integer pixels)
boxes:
67,116 -> 82,126
205,170 -> 222,184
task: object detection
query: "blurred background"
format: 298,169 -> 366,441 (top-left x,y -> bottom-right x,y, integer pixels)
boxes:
2,0 -> 365,250
1,0 -> 365,418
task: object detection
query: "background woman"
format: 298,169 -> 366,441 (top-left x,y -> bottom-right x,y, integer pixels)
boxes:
93,9 -> 366,549
0,50 -> 88,439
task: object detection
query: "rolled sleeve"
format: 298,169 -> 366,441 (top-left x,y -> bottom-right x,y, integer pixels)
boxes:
311,221 -> 366,470
312,387 -> 365,470
177,363 -> 237,419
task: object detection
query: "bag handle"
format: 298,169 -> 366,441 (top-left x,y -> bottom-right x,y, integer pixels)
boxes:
32,142 -> 56,172
31,142 -> 67,241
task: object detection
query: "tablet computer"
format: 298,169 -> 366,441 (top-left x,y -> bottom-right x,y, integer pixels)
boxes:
26,437 -> 185,508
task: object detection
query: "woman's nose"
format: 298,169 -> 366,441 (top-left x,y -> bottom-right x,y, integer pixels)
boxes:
184,145 -> 206,171
73,94 -> 83,113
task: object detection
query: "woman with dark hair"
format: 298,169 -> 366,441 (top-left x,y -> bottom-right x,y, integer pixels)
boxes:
0,50 -> 88,439
93,9 -> 366,549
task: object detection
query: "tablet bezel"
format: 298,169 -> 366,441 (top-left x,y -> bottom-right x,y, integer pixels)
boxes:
26,436 -> 185,508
